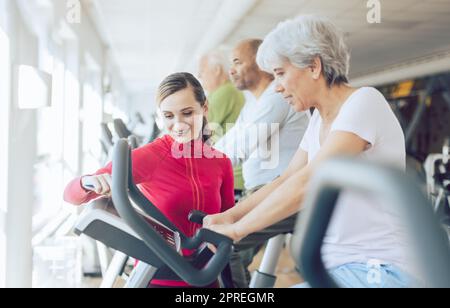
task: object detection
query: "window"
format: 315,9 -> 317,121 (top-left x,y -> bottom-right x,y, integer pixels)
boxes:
63,41 -> 81,176
0,24 -> 10,288
32,38 -> 79,231
16,65 -> 52,109
82,69 -> 103,171
32,40 -> 65,231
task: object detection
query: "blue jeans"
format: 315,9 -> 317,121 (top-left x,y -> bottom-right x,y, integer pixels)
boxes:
293,263 -> 417,288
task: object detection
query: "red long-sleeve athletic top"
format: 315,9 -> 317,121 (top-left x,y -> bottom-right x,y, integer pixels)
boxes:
64,135 -> 235,287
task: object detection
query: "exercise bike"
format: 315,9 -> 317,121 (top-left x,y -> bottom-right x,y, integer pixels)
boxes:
424,138 -> 450,239
75,139 -> 233,287
291,158 -> 450,287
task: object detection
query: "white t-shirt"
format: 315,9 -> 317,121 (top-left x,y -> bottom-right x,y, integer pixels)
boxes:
300,87 -> 414,273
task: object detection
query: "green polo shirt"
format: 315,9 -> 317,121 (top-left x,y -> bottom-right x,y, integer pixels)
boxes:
208,81 -> 245,190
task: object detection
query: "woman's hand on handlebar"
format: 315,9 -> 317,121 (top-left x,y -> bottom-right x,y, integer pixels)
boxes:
203,212 -> 235,229
205,223 -> 242,248
81,174 -> 112,196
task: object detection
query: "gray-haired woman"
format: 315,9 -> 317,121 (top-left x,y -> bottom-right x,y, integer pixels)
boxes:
204,15 -> 419,288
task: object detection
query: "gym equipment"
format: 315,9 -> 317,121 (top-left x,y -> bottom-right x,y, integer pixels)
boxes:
112,117 -> 156,147
75,139 -> 233,287
385,73 -> 450,162
148,113 -> 162,143
113,119 -> 132,139
291,158 -> 450,288
249,234 -> 287,288
80,131 -> 152,283
424,139 -> 450,234
83,122 -> 114,276
100,123 -> 114,158
127,135 -> 139,150
76,135 -> 285,288
78,134 -> 146,284
80,134 -> 141,281
128,113 -> 146,132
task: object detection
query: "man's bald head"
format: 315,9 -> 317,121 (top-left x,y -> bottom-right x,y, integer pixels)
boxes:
230,39 -> 273,92
235,39 -> 263,59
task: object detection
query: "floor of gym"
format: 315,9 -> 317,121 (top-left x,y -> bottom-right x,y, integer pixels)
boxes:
249,245 -> 303,288
82,245 -> 302,288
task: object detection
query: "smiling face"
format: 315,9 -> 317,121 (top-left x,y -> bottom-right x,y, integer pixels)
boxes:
272,59 -> 322,112
159,87 -> 208,144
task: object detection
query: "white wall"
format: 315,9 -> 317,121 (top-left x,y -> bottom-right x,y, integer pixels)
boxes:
0,0 -> 10,289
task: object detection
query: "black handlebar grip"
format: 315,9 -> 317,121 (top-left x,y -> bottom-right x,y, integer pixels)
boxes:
188,210 -> 207,225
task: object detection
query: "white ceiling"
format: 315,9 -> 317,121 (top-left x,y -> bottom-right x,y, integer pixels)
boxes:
86,0 -> 450,96
224,0 -> 450,78
87,0 -> 225,93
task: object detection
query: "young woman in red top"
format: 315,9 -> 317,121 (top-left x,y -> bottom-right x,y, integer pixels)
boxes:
64,72 -> 235,287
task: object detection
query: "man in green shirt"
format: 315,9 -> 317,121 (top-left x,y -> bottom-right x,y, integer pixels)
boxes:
199,50 -> 245,195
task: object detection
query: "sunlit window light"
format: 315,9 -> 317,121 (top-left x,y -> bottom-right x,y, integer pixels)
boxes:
63,69 -> 80,174
0,25 -> 10,289
33,44 -> 64,231
16,65 -> 52,109
82,81 -> 103,172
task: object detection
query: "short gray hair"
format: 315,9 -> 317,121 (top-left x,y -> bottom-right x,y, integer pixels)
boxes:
203,49 -> 230,73
257,15 -> 350,87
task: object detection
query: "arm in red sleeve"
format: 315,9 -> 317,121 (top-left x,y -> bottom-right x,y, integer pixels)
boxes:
63,176 -> 101,206
63,162 -> 113,206
220,157 -> 235,212
63,141 -> 168,206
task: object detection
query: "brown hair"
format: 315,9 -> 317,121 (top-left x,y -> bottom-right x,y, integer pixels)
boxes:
156,72 -> 211,143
